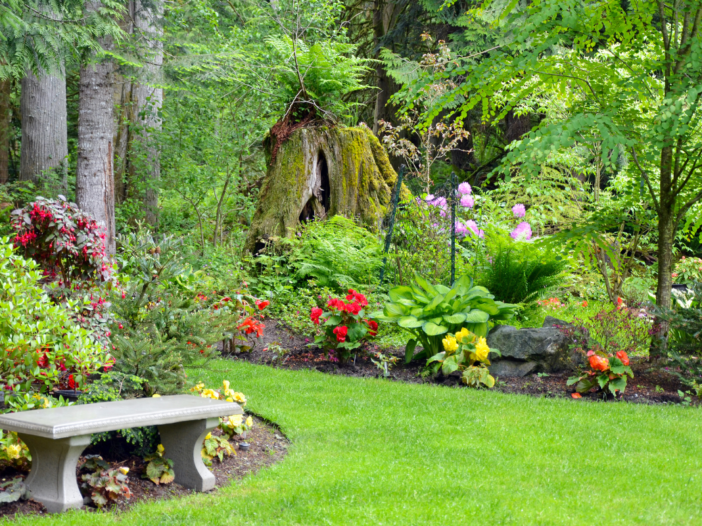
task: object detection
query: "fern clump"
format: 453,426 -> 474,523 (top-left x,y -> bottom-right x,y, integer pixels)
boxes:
288,216 -> 383,291
475,236 -> 568,305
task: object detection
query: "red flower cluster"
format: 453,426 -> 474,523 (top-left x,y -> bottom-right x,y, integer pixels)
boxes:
345,289 -> 368,307
366,320 -> 378,336
255,299 -> 270,311
333,326 -> 348,342
310,307 -> 324,325
238,317 -> 265,338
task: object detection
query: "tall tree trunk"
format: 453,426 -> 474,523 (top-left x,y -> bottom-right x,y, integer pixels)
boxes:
372,0 -> 398,135
113,0 -> 135,203
20,70 -> 68,191
76,0 -> 116,255
0,79 -> 10,183
651,145 -> 675,359
132,0 -> 163,229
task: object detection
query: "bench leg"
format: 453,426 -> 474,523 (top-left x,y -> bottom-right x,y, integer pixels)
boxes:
158,417 -> 220,492
19,434 -> 91,513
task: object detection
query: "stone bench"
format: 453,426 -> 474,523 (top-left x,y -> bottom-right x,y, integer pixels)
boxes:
0,394 -> 243,513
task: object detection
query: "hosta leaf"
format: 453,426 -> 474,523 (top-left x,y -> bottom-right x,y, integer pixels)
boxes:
463,310 -> 490,323
405,339 -> 418,364
442,355 -> 459,375
422,321 -> 448,336
415,275 -> 438,296
443,313 -> 466,324
389,286 -> 414,302
434,284 -> 450,294
398,316 -> 423,328
384,303 -> 407,318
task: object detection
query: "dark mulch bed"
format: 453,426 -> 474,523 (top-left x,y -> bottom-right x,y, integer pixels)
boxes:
230,318 -> 693,406
0,416 -> 288,519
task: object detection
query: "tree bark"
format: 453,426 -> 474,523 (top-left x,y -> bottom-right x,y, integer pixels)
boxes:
132,0 -> 163,229
372,0 -> 398,135
651,144 -> 676,358
20,70 -> 68,190
76,0 -> 116,255
113,0 -> 135,203
0,79 -> 10,183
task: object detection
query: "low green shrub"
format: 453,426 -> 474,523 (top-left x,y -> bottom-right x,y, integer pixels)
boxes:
0,237 -> 110,393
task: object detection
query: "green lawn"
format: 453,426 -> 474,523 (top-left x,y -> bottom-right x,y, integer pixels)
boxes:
10,360 -> 702,525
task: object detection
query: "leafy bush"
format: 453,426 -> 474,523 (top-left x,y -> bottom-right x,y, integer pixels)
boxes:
11,196 -> 113,286
673,256 -> 702,285
373,275 -> 517,363
475,236 -> 567,305
310,289 -> 378,362
427,328 -> 500,388
191,380 -> 253,438
0,237 -> 110,393
144,444 -> 175,485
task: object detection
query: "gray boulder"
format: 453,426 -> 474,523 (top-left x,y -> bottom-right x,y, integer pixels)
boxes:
487,316 -> 582,377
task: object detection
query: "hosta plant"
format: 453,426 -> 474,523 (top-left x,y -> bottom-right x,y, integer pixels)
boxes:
372,275 -> 516,363
567,351 -> 634,396
310,289 -> 378,361
426,328 -> 500,388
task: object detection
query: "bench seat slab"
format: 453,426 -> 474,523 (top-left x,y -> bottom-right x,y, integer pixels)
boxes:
159,417 -> 220,492
19,434 -> 91,513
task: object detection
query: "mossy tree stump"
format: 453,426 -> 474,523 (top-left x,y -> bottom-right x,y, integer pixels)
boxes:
245,125 -> 401,253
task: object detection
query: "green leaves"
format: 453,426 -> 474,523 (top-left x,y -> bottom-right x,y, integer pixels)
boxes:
380,275 -> 517,363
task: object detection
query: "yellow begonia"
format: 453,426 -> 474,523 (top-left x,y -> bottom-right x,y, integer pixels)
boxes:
245,416 -> 253,427
224,389 -> 235,398
442,334 -> 458,353
191,382 -> 205,393
475,337 -> 490,363
157,444 -> 165,454
226,397 -> 233,403
205,433 -> 212,440
6,444 -> 21,460
229,414 -> 243,426
152,394 -> 161,398
201,389 -> 220,400
233,392 -> 247,404
222,380 -> 230,391
455,328 -> 471,343
119,467 -> 130,475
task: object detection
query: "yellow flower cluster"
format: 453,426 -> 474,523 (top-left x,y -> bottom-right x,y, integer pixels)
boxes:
6,444 -> 21,460
474,337 -> 490,363
442,328 -> 491,363
442,334 -> 458,352
191,380 -> 247,406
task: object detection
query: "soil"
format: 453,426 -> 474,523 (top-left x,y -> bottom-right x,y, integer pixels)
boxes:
0,416 -> 288,519
230,318 -> 694,406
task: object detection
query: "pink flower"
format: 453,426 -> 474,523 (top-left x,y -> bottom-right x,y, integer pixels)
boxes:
465,220 -> 484,239
512,204 -> 526,218
460,195 -> 474,208
510,221 -> 532,241
458,182 -> 472,195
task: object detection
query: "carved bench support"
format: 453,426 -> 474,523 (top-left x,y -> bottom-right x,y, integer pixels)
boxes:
19,434 -> 91,513
159,417 -> 220,492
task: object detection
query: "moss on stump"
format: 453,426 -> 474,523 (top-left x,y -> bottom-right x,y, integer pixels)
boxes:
245,125 -> 404,253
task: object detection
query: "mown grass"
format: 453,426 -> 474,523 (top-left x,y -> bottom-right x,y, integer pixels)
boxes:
10,360 -> 702,525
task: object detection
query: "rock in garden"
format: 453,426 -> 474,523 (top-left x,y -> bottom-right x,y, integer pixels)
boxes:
487,317 -> 582,377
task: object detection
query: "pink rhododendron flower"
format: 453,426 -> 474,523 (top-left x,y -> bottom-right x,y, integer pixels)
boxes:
510,221 -> 532,241
460,195 -> 474,208
465,220 -> 485,239
458,182 -> 472,195
512,204 -> 526,218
